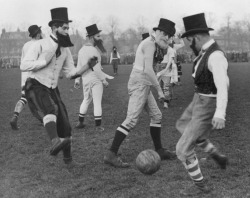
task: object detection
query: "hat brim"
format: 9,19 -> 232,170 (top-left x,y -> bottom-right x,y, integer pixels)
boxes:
29,26 -> 42,37
181,28 -> 214,38
87,30 -> 102,37
153,27 -> 175,37
48,19 -> 73,27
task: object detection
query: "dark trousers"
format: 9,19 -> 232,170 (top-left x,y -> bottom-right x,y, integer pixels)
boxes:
25,78 -> 71,138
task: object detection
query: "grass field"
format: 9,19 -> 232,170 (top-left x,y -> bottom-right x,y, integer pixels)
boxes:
0,63 -> 250,198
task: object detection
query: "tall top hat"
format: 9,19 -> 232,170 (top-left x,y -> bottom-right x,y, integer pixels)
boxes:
181,13 -> 214,38
48,7 -> 72,27
142,33 -> 149,40
153,18 -> 176,37
86,24 -> 102,37
28,25 -> 41,37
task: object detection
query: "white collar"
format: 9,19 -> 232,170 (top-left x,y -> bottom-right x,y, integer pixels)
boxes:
202,39 -> 215,51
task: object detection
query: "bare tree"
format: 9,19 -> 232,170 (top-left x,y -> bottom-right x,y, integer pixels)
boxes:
105,15 -> 120,47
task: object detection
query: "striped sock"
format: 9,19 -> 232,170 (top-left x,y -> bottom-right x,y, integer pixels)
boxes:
95,116 -> 102,126
79,113 -> 85,122
197,139 -> 216,154
110,125 -> 129,154
183,156 -> 204,186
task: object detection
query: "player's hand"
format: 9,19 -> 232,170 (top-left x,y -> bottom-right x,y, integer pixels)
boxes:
88,56 -> 98,70
158,90 -> 165,103
212,117 -> 225,130
102,79 -> 109,87
74,81 -> 80,89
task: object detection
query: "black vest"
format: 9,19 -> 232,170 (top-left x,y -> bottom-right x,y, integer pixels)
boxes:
193,42 -> 226,94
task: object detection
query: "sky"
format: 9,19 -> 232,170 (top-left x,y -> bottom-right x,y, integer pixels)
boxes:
1,0 -> 250,35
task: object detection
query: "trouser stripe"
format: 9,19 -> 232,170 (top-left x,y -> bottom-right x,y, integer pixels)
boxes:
117,125 -> 129,135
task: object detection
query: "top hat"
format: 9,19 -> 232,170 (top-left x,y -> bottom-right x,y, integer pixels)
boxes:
48,7 -> 72,27
86,24 -> 102,37
142,33 -> 149,40
28,25 -> 41,37
153,18 -> 176,37
181,13 -> 214,38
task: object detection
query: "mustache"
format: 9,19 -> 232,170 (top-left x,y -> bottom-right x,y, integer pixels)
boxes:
56,32 -> 74,47
94,39 -> 106,53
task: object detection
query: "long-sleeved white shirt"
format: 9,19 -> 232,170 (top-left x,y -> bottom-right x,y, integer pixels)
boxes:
21,39 -> 37,87
76,44 -> 107,85
20,34 -> 81,89
193,39 -> 229,120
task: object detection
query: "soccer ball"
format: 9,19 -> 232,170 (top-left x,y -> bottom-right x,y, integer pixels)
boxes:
136,149 -> 161,175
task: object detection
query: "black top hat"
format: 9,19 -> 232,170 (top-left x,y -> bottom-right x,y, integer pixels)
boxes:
86,24 -> 102,37
48,7 -> 72,27
142,33 -> 149,40
28,25 -> 41,37
153,18 -> 176,37
181,13 -> 214,38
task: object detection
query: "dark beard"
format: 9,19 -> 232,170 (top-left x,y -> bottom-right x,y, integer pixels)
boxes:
56,32 -> 74,47
190,38 -> 199,56
94,38 -> 106,53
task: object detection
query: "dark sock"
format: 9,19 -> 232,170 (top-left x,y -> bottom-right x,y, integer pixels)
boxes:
110,126 -> 128,154
79,113 -> 85,122
150,125 -> 162,151
164,99 -> 170,103
44,121 -> 58,140
95,119 -> 102,126
14,112 -> 19,117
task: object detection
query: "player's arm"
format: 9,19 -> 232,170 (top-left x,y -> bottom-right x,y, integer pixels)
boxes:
20,42 -> 54,71
143,42 -> 164,99
209,51 -> 229,129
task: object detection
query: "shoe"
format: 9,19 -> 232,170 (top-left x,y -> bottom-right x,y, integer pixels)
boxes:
156,148 -> 176,160
164,102 -> 169,109
96,126 -> 104,132
210,152 -> 228,169
50,137 -> 70,156
75,122 -> 85,129
104,150 -> 130,168
10,116 -> 19,130
180,183 -> 212,196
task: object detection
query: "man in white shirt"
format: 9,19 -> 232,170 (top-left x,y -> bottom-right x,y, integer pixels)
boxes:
10,25 -> 43,130
110,46 -> 120,75
74,24 -> 113,132
104,18 -> 177,168
176,13 -> 229,196
21,7 -> 91,164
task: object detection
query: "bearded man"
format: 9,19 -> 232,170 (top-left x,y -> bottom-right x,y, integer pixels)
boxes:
74,24 -> 113,132
20,7 -> 91,164
104,18 -> 177,168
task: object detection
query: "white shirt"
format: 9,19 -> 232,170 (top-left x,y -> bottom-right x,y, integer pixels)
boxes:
193,39 -> 229,120
21,39 -> 37,87
21,34 -> 80,89
76,44 -> 106,85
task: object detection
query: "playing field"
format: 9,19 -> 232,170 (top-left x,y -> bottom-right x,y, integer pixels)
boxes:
0,63 -> 250,198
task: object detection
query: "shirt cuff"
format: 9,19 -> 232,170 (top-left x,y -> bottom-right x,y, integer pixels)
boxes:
214,109 -> 226,120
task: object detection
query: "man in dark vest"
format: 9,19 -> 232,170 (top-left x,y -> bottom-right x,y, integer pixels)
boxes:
110,46 -> 120,75
175,13 -> 229,196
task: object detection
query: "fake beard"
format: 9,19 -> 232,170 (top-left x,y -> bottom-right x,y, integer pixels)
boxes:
190,38 -> 199,56
56,32 -> 74,47
94,38 -> 106,53
156,38 -> 168,50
